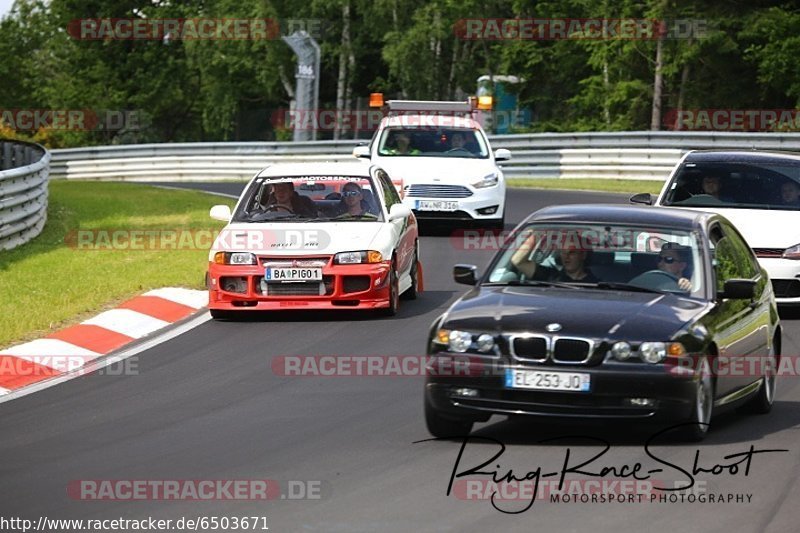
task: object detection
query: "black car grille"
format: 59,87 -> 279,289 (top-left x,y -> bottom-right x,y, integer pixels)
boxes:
508,335 -> 595,364
752,248 -> 785,258
406,184 -> 473,198
772,279 -> 800,298
511,337 -> 548,361
553,339 -> 592,363
264,282 -> 325,296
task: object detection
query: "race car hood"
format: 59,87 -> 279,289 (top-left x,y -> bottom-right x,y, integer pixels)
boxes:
209,221 -> 391,259
377,157 -> 499,185
441,286 -> 709,342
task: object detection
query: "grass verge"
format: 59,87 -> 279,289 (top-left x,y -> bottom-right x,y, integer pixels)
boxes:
507,177 -> 663,195
0,181 -> 234,348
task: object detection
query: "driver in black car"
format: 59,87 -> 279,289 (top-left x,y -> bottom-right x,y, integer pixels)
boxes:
658,242 -> 692,290
510,232 -> 599,283
263,182 -> 317,217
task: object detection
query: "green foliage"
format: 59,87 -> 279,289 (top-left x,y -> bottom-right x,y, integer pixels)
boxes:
1,0 -> 798,146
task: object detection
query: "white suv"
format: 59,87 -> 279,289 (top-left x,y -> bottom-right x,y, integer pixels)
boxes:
354,108 -> 510,229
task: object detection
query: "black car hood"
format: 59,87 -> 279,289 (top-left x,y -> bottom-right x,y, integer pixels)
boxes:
443,286 -> 709,341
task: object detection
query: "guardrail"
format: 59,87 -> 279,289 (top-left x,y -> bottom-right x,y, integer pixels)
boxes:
49,131 -> 800,182
0,140 -> 50,251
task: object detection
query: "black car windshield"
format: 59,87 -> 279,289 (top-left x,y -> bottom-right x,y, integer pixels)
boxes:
232,175 -> 385,223
486,223 -> 705,298
377,127 -> 489,158
662,161 -> 800,210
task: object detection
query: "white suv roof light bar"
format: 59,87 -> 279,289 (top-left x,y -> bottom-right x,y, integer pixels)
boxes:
385,100 -> 473,113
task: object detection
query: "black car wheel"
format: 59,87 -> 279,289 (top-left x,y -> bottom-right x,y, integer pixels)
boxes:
682,356 -> 714,441
401,246 -> 419,301
740,343 -> 777,414
425,397 -> 473,438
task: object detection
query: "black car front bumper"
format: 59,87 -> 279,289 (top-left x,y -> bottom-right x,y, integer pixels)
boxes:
425,355 -> 699,422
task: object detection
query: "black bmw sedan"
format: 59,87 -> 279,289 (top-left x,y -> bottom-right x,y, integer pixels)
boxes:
425,205 -> 781,441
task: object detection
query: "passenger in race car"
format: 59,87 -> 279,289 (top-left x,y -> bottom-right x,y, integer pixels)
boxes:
780,181 -> 800,207
336,182 -> 377,217
658,242 -> 692,290
263,182 -> 317,217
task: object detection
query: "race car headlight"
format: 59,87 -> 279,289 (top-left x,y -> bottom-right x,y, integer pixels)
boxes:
334,250 -> 383,264
214,252 -> 257,265
471,173 -> 499,189
783,243 -> 800,260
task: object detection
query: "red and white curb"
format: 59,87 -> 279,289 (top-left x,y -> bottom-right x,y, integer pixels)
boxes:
0,288 -> 207,397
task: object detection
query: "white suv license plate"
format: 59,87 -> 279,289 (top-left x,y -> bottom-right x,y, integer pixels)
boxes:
505,369 -> 591,392
265,267 -> 323,282
416,200 -> 458,212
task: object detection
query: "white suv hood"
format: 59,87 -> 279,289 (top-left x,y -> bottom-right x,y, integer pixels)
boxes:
377,157 -> 498,184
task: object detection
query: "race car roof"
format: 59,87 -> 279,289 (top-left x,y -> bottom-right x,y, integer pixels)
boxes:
256,160 -> 374,179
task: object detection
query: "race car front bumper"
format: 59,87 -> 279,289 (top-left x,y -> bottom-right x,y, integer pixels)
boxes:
207,259 -> 393,311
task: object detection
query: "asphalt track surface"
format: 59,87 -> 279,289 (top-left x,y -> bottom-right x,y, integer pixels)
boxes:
2,186 -> 799,533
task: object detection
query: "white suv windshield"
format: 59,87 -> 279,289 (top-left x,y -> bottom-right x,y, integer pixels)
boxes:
377,128 -> 489,158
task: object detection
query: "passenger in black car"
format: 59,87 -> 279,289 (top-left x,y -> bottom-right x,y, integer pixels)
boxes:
780,181 -> 800,207
510,233 -> 599,283
658,242 -> 692,290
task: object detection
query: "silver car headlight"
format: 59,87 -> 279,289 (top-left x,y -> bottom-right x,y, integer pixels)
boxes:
783,243 -> 800,260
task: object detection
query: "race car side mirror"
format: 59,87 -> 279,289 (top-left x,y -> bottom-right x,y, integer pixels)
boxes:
494,148 -> 511,161
388,203 -> 411,221
353,146 -> 371,159
210,205 -> 232,221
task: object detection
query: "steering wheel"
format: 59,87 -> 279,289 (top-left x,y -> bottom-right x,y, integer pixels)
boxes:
445,147 -> 471,154
263,204 -> 293,213
628,269 -> 680,291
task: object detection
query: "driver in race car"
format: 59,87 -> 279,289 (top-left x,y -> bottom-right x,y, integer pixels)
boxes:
510,232 -> 599,283
263,182 -> 317,217
658,242 -> 692,290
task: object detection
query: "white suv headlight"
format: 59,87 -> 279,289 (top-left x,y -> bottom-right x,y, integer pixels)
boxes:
471,173 -> 499,189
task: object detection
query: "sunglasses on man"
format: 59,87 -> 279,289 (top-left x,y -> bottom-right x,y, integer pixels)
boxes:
658,255 -> 681,264
342,190 -> 362,197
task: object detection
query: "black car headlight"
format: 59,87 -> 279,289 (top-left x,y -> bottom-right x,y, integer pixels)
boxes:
435,329 -> 497,354
610,341 -> 686,364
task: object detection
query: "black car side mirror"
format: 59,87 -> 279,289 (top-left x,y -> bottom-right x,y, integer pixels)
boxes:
453,264 -> 478,285
629,192 -> 653,205
718,279 -> 756,300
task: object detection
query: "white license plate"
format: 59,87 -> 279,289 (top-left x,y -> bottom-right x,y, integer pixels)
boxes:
265,267 -> 322,282
416,200 -> 459,211
505,369 -> 591,392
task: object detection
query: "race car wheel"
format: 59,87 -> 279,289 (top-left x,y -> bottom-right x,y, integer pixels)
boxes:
382,263 -> 399,317
425,397 -> 473,438
401,246 -> 419,301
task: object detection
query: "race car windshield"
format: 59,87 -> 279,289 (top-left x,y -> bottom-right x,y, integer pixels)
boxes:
232,175 -> 385,223
376,128 -> 489,158
662,161 -> 800,210
486,223 -> 705,298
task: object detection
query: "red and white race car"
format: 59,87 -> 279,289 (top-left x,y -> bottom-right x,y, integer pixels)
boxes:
207,162 -> 421,318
